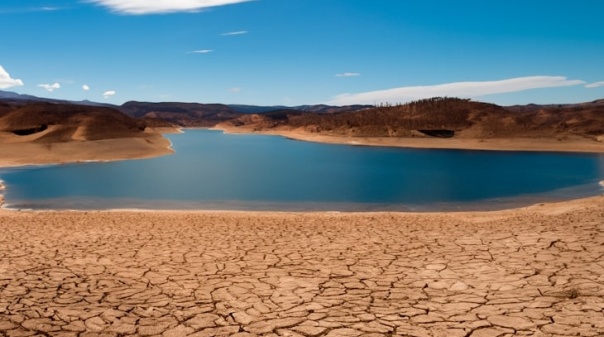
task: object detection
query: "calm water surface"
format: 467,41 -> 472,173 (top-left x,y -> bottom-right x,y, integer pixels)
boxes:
1,130 -> 603,211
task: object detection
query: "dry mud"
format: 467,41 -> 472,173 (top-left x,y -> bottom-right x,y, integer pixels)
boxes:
0,197 -> 603,336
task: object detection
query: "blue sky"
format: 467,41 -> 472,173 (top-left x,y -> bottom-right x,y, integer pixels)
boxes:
1,0 -> 603,106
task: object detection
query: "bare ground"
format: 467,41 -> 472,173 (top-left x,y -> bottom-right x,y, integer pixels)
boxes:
0,196 -> 603,336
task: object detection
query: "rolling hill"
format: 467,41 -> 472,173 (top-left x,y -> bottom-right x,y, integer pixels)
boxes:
0,100 -> 175,167
0,102 -> 151,143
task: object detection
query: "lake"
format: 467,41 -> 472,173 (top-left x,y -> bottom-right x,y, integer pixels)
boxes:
1,129 -> 603,211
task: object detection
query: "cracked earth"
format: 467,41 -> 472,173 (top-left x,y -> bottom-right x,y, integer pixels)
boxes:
0,197 -> 603,337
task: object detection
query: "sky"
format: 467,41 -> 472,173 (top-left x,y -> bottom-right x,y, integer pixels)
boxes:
1,0 -> 604,106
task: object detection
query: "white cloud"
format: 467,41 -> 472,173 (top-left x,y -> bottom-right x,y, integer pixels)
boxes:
103,90 -> 116,98
83,84 -> 90,91
221,30 -> 248,36
0,65 -> 24,89
38,83 -> 61,92
328,76 -> 586,105
585,81 -> 604,89
188,49 -> 214,54
87,0 -> 252,15
336,72 -> 360,77
229,87 -> 241,93
0,6 -> 63,14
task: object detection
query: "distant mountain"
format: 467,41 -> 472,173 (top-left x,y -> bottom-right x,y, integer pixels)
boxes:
0,90 -> 60,103
0,90 -> 117,108
228,104 -> 372,114
119,102 -> 372,127
289,104 -> 373,114
506,98 -> 604,112
75,100 -> 119,108
1,91 -> 372,127
228,104 -> 288,114
119,101 -> 242,127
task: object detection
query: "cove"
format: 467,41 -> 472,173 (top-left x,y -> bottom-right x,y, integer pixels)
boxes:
1,129 -> 603,211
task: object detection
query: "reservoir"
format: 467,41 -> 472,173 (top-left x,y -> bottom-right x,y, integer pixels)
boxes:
1,129 -> 603,211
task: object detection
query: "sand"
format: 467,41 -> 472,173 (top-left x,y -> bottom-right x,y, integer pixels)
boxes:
0,197 -> 602,336
0,130 -> 175,168
214,126 -> 604,153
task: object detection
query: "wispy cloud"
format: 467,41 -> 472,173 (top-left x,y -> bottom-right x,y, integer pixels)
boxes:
585,81 -> 604,89
87,0 -> 252,15
221,30 -> 248,36
229,87 -> 242,93
328,76 -> 586,105
0,6 -> 63,14
188,49 -> 214,54
0,65 -> 24,89
336,72 -> 360,77
82,84 -> 90,91
38,83 -> 61,92
103,90 -> 116,98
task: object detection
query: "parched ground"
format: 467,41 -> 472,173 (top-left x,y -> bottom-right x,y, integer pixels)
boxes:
0,197 -> 603,337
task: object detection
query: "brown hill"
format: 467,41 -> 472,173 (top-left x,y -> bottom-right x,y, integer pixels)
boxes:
0,102 -> 152,143
0,102 -> 175,167
218,97 -> 604,140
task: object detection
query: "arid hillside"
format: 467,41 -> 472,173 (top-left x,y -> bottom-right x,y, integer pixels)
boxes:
0,101 -> 175,167
0,102 -> 155,143
218,97 -> 604,140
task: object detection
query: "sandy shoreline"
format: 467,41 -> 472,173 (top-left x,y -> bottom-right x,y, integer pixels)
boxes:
214,126 -> 604,153
0,129 -> 177,168
0,196 -> 602,336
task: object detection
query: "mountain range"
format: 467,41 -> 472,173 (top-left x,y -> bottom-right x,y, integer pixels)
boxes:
1,90 -> 603,142
0,90 -> 372,126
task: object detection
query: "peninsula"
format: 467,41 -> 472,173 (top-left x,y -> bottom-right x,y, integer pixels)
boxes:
0,100 -> 176,167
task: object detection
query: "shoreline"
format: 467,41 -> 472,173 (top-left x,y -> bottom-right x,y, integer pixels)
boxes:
1,125 -> 602,169
1,181 -> 602,214
0,195 -> 601,215
0,128 -> 178,169
2,194 -> 603,211
213,126 -> 604,153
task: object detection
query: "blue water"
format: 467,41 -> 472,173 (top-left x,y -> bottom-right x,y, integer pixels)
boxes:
1,130 -> 603,211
